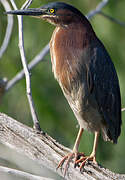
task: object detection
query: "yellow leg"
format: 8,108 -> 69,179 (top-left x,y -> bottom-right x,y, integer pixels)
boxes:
73,127 -> 84,153
76,131 -> 99,169
57,127 -> 84,176
57,129 -> 99,175
90,131 -> 99,163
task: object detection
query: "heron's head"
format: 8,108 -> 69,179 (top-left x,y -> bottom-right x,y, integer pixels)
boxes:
6,2 -> 84,27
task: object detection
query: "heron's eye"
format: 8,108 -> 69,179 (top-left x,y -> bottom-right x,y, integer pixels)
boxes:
49,8 -> 55,14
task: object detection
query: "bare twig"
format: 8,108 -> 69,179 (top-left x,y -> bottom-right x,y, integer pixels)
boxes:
99,11 -> 125,27
0,0 -> 13,59
9,0 -> 41,131
0,166 -> 54,180
5,44 -> 49,91
21,0 -> 33,9
86,0 -> 109,19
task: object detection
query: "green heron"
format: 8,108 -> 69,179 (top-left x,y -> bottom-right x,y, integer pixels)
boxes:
7,2 -> 122,174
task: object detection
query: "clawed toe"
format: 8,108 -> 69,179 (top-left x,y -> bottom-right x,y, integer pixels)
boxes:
56,131 -> 99,176
57,152 -> 97,176
76,154 -> 97,170
57,152 -> 85,176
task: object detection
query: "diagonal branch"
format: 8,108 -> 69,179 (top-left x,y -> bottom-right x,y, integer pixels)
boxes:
86,0 -> 108,19
0,113 -> 125,180
99,11 -> 125,27
5,44 -> 49,91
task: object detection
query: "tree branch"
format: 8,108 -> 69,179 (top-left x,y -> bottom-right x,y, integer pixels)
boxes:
99,12 -> 125,27
5,44 -> 49,91
0,113 -> 125,180
0,166 -> 54,180
86,0 -> 108,19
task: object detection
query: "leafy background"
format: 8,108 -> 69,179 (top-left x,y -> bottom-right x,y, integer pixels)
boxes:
0,0 -> 125,178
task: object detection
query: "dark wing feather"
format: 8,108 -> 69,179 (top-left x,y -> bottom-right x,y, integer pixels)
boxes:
89,39 -> 121,143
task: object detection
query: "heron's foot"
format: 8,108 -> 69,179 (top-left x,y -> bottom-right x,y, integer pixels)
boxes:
76,153 -> 97,171
57,152 -> 85,176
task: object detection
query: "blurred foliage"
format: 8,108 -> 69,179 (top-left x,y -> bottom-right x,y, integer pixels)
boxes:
0,0 -> 125,175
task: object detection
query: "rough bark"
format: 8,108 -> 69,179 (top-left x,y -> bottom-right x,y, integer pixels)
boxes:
0,113 -> 124,180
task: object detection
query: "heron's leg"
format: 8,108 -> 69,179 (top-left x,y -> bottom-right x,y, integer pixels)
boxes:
89,131 -> 99,163
73,127 -> 84,153
57,127 -> 84,176
76,131 -> 99,169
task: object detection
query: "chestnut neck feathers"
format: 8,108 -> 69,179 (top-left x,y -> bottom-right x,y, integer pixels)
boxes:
50,20 -> 95,92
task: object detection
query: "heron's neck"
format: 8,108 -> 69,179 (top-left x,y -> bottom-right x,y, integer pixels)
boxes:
51,22 -> 95,51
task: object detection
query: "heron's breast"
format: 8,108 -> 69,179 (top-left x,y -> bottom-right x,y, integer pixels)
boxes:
50,26 -> 88,92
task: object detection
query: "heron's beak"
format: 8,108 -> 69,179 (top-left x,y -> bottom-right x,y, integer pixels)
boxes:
6,8 -> 45,16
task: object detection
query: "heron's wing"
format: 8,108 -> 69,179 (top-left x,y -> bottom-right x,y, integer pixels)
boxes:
88,39 -> 121,143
